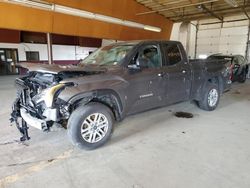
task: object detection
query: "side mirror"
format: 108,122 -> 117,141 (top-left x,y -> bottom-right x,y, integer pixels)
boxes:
127,57 -> 149,71
127,64 -> 141,70
137,57 -> 149,69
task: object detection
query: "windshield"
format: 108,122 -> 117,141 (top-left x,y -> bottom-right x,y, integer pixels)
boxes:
208,56 -> 233,62
80,45 -> 134,66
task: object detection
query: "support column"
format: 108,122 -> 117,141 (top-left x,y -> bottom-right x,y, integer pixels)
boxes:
194,21 -> 199,59
245,20 -> 250,60
47,33 -> 53,64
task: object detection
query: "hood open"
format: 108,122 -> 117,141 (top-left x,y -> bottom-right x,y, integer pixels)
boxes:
19,62 -> 107,74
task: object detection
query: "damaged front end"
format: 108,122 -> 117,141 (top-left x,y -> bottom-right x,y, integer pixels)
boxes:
10,72 -> 74,141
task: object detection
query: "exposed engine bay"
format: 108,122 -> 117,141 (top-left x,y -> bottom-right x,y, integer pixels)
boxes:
10,69 -> 101,141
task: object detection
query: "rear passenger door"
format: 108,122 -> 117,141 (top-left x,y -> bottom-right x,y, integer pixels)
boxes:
161,42 -> 192,104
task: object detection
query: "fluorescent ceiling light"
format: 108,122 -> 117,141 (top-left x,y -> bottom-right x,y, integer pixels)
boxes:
54,5 -> 95,19
144,25 -> 162,32
8,0 -> 52,10
95,14 -> 123,25
224,0 -> 238,7
123,21 -> 144,29
5,0 -> 162,33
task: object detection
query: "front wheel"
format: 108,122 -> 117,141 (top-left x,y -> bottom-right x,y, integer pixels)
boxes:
198,83 -> 220,111
67,102 -> 114,150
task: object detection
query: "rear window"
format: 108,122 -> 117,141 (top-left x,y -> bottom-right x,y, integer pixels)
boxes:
162,43 -> 182,66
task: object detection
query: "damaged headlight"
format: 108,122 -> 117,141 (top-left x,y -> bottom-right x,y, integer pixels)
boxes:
32,83 -> 66,108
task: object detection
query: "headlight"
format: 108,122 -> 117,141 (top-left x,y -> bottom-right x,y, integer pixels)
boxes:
33,84 -> 65,108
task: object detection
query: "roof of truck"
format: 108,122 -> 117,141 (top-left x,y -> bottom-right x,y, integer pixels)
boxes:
110,40 -> 180,46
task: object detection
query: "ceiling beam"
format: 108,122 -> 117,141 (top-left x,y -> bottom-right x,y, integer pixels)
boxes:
224,0 -> 238,7
169,6 -> 249,20
200,18 -> 248,25
242,8 -> 250,19
151,0 -> 180,19
136,0 -> 219,15
242,0 -> 250,19
174,11 -> 249,22
200,4 -> 223,21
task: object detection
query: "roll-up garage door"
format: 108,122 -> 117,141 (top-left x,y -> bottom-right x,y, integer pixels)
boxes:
197,22 -> 249,57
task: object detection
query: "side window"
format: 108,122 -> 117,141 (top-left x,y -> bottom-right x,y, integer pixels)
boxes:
238,56 -> 245,64
232,57 -> 239,65
130,45 -> 161,68
163,43 -> 182,66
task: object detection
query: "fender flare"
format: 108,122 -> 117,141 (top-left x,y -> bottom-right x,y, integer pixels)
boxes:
67,89 -> 124,120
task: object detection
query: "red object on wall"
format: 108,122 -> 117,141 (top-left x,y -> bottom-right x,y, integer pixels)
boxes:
0,29 -> 20,43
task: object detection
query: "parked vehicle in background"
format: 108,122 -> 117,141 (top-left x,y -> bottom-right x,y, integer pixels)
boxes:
207,54 -> 249,83
10,40 -> 231,150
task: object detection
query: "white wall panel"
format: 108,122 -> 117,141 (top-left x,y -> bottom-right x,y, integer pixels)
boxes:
197,37 -> 220,45
219,44 -> 246,55
0,43 -> 97,61
220,26 -> 248,35
197,29 -> 221,38
219,35 -> 247,45
199,23 -> 222,30
170,22 -> 182,41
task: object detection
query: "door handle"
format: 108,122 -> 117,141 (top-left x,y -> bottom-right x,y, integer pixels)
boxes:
182,70 -> 186,74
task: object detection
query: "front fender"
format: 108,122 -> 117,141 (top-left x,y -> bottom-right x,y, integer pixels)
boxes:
59,87 -> 125,120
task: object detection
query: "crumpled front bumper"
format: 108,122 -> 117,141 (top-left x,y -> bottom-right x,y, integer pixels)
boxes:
20,108 -> 46,130
19,106 -> 59,130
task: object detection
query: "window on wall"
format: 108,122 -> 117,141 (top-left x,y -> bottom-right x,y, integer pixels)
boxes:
162,43 -> 182,66
26,51 -> 40,61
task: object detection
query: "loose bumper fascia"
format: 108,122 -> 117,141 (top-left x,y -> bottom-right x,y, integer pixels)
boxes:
20,108 -> 47,130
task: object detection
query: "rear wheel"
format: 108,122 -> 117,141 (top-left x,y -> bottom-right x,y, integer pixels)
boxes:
67,102 -> 114,150
198,83 -> 220,111
238,69 -> 247,83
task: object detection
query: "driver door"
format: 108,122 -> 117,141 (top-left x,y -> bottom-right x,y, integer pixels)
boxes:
125,44 -> 166,114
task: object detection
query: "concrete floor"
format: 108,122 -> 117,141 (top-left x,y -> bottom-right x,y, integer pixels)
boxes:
0,76 -> 250,188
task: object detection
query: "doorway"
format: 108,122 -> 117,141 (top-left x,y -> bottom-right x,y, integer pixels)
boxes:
0,48 -> 19,75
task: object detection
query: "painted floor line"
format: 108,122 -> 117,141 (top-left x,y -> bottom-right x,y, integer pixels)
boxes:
0,149 -> 73,187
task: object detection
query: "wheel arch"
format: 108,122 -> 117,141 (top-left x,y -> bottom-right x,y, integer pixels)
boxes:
207,76 -> 223,94
68,89 -> 123,121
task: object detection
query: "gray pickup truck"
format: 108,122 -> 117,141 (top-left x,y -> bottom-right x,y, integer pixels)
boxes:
10,40 -> 231,149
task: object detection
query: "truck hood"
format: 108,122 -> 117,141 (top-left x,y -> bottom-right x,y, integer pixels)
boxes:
19,62 -> 107,74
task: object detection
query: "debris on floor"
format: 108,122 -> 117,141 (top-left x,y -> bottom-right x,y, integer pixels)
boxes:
233,90 -> 241,94
174,112 -> 193,118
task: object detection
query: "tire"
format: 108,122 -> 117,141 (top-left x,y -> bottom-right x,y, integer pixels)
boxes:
198,83 -> 220,111
67,102 -> 114,150
238,69 -> 246,83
